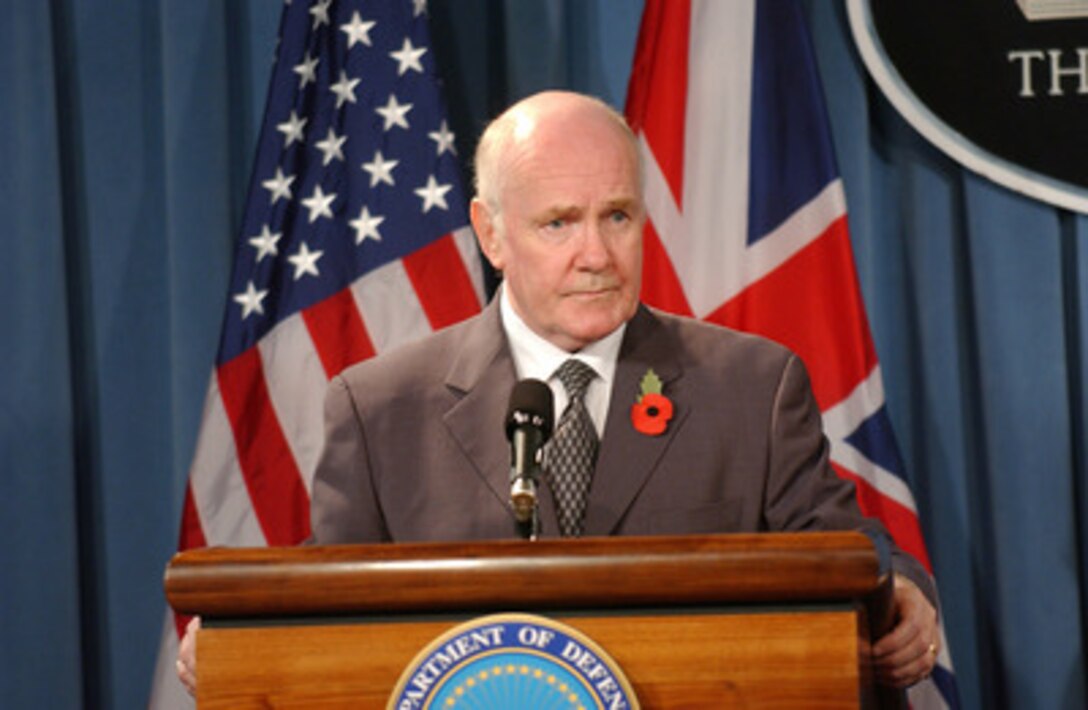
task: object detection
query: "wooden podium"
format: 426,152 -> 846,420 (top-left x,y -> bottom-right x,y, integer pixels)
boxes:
165,531 -> 903,709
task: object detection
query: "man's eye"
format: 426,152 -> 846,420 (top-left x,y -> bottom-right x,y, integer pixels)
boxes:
545,218 -> 565,230
609,210 -> 629,224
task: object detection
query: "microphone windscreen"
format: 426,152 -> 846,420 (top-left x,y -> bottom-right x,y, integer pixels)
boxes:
505,379 -> 554,440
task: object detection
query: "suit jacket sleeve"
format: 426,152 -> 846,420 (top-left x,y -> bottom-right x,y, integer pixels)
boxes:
767,353 -> 937,605
310,375 -> 391,544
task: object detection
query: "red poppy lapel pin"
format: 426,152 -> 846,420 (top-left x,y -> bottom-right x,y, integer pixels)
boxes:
630,368 -> 674,436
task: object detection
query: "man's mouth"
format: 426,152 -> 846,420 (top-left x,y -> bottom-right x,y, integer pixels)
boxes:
565,283 -> 618,298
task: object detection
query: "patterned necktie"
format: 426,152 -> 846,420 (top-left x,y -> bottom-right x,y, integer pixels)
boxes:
546,359 -> 599,537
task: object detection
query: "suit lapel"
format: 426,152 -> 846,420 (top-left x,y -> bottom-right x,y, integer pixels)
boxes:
441,298 -> 561,535
584,306 -> 687,536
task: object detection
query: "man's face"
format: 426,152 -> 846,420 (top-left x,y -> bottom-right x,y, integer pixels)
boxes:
473,107 -> 645,352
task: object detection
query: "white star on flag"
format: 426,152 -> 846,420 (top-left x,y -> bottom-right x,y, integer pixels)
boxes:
309,0 -> 331,30
315,127 -> 347,165
301,184 -> 336,223
341,11 -> 375,48
293,52 -> 319,89
376,94 -> 413,131
330,70 -> 361,109
349,205 -> 385,244
248,224 -> 282,262
413,0 -> 428,17
287,242 -> 324,280
389,37 -> 427,76
261,167 -> 295,204
361,150 -> 398,187
428,120 -> 456,156
233,280 -> 268,319
276,110 -> 307,148
414,174 -> 452,212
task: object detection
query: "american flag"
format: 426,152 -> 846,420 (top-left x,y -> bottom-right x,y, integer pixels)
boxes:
149,0 -> 484,705
625,1 -> 959,706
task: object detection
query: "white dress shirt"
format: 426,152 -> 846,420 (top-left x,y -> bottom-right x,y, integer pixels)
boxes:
499,287 -> 626,436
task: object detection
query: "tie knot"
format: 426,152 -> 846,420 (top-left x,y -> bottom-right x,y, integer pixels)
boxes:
555,359 -> 596,400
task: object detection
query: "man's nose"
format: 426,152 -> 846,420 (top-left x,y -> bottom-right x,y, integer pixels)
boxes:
575,221 -> 612,270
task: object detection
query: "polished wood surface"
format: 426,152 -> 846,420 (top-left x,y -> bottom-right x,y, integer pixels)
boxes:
166,531 -> 887,617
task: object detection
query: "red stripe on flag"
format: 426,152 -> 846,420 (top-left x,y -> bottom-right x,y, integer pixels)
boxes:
302,287 -> 376,379
707,217 -> 877,409
216,349 -> 311,545
835,463 -> 934,574
402,233 -> 481,329
640,220 -> 694,316
172,484 -> 207,637
177,483 -> 207,552
626,0 -> 690,207
172,610 -> 192,641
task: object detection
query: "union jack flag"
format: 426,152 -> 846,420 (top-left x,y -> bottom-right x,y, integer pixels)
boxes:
625,1 -> 958,706
149,0 -> 484,705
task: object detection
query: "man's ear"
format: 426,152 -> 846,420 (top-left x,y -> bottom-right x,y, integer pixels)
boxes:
470,198 -> 504,270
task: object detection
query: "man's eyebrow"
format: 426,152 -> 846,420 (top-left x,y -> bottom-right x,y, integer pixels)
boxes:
537,205 -> 581,220
535,196 -> 639,220
603,195 -> 640,210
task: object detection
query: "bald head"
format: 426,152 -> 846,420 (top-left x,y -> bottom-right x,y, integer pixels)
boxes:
473,91 -> 642,221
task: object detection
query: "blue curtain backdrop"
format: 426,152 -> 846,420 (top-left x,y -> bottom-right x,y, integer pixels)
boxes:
2,1 -> 1085,708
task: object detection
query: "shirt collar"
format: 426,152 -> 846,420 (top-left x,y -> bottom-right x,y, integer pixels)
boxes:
499,286 -> 625,385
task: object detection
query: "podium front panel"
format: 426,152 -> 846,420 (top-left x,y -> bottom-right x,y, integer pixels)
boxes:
196,605 -> 867,709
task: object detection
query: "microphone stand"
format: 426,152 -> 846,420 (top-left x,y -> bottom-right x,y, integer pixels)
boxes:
510,450 -> 541,540
505,379 -> 552,541
514,505 -> 538,541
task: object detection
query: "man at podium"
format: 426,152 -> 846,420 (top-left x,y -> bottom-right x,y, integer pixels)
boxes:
178,90 -> 940,694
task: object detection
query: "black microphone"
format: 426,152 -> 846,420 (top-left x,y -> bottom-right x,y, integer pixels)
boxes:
505,379 -> 554,529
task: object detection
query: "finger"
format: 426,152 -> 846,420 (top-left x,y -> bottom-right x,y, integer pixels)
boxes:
872,613 -> 936,685
872,610 -> 925,663
875,638 -> 939,688
176,615 -> 201,697
176,658 -> 196,694
876,649 -> 926,687
873,579 -> 935,660
876,655 -> 932,688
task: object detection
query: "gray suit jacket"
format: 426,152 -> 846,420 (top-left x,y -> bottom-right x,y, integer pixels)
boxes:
311,298 -> 933,597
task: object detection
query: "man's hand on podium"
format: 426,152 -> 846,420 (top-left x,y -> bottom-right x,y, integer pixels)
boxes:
872,577 -> 940,688
176,616 -> 200,697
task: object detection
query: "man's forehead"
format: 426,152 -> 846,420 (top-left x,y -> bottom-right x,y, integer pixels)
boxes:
506,166 -> 641,204
505,131 -> 638,185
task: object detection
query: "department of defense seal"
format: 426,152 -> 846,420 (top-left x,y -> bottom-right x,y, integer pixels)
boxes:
389,613 -> 640,709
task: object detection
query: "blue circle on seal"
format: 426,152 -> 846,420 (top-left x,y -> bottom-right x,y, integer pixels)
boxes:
389,613 -> 640,709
